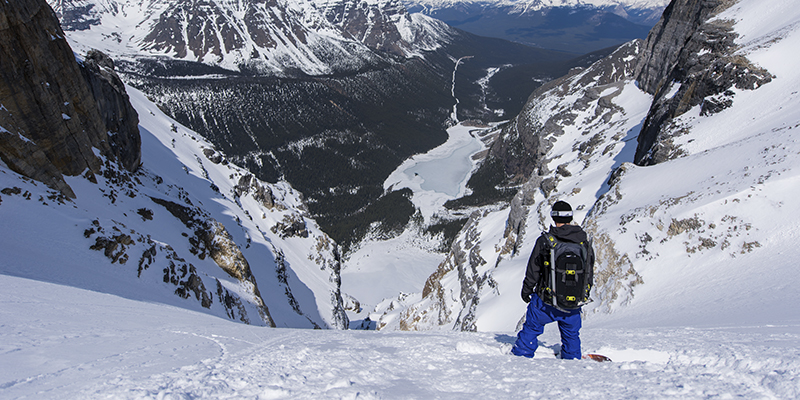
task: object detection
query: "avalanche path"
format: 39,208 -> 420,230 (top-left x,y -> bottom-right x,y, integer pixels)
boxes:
450,56 -> 473,123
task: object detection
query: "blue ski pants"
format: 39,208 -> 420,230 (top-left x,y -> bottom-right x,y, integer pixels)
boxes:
511,293 -> 582,359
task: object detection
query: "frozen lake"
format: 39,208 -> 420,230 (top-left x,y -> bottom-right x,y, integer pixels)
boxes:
405,131 -> 483,197
384,123 -> 487,220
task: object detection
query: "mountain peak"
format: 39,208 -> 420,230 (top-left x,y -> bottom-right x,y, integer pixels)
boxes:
50,0 -> 456,75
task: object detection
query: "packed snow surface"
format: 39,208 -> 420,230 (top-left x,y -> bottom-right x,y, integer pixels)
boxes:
2,273 -> 798,399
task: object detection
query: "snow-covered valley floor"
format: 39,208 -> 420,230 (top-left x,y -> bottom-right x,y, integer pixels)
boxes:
2,273 -> 798,399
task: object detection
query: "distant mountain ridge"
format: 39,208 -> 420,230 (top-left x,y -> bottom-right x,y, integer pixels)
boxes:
49,0 -> 456,76
406,0 -> 668,18
404,0 -> 669,53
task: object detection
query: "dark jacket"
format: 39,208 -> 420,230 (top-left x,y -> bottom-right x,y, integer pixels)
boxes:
521,224 -> 595,303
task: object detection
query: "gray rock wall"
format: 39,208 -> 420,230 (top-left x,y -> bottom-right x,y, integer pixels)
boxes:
0,0 -> 140,198
80,50 -> 141,173
633,0 -> 772,165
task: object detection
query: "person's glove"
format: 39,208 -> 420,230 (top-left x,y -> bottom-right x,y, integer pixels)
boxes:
521,291 -> 531,303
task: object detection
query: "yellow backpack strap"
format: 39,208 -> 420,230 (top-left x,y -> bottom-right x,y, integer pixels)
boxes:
542,232 -> 556,265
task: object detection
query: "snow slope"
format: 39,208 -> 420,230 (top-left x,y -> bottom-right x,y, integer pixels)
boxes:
1,81 -> 348,329
2,273 -> 799,398
584,0 -> 800,326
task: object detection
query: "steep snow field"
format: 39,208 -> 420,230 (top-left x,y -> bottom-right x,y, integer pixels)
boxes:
0,85 -> 347,330
582,0 -> 800,327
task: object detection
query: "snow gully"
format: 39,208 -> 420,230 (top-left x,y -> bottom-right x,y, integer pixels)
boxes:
451,56 -> 473,123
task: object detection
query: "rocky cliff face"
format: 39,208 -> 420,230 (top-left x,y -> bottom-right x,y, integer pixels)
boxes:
148,196 -> 276,326
320,0 -> 450,58
0,0 -> 139,198
456,0 -> 775,197
451,40 -> 642,209
79,50 -> 141,172
633,0 -> 772,165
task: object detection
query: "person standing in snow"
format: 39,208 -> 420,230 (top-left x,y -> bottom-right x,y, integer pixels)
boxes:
511,200 -> 594,360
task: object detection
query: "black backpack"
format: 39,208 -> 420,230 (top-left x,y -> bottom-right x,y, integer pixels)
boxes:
541,232 -> 592,310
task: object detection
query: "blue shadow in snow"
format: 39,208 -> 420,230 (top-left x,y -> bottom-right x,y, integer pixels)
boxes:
593,120 -> 643,201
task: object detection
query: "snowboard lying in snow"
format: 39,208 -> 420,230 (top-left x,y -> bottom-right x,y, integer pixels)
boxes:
583,353 -> 612,362
507,342 -> 611,361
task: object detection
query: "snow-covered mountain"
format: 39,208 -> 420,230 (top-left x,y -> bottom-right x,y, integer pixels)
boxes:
47,0 -> 597,255
49,0 -> 456,75
373,0 -> 800,332
408,0 -> 669,15
404,0 -> 669,53
1,0 -> 349,329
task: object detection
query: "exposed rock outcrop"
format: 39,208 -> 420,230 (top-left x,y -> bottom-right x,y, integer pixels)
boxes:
489,40 -> 642,191
84,218 -> 259,324
0,0 -> 140,198
235,173 -> 276,210
321,0 -> 431,58
399,211 -> 485,331
150,196 -> 276,326
633,0 -> 772,165
79,50 -> 141,172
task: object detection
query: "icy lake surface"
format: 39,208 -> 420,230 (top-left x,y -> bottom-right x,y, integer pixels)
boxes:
405,133 -> 483,196
384,123 -> 487,219
340,123 -> 489,308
